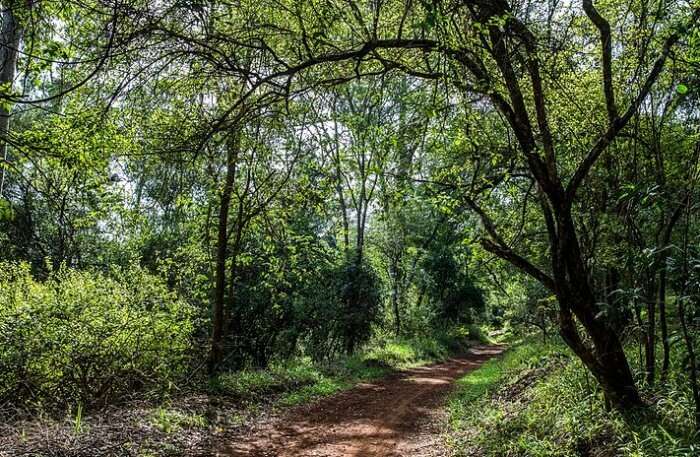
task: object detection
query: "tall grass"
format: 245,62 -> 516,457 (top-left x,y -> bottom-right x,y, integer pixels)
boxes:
447,338 -> 700,457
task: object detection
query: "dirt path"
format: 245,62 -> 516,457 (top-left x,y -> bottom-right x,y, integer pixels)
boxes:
218,345 -> 504,457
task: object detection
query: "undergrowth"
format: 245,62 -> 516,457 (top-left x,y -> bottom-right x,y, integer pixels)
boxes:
447,337 -> 700,457
2,330 -> 488,456
212,327 -> 487,409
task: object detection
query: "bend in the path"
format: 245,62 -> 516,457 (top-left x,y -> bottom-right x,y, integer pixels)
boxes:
219,344 -> 504,457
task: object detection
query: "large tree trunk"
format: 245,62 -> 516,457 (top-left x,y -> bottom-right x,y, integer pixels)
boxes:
559,288 -> 643,409
554,209 -> 643,409
558,303 -> 642,408
479,197 -> 645,409
462,0 -> 696,412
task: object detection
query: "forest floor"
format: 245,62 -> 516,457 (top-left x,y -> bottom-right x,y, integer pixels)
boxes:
216,344 -> 505,457
0,342 -> 502,457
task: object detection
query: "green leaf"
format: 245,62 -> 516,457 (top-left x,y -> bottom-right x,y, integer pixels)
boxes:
677,84 -> 689,95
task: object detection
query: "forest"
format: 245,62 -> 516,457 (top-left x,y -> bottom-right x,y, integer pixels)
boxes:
1,0 -> 700,456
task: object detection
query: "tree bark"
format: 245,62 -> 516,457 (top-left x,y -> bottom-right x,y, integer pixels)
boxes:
208,131 -> 240,375
555,210 -> 643,408
658,263 -> 670,381
391,266 -> 401,336
0,3 -> 23,197
645,277 -> 657,386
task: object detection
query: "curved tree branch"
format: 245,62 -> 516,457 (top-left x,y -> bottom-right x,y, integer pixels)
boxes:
583,0 -> 617,123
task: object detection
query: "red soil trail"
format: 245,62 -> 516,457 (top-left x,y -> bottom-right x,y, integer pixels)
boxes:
218,345 -> 504,457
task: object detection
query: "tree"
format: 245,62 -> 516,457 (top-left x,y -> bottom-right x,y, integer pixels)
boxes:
124,0 -> 698,407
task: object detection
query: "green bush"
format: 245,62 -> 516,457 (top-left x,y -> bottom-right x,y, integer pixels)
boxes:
302,258 -> 384,359
0,262 -> 195,411
210,358 -> 326,401
421,241 -> 485,326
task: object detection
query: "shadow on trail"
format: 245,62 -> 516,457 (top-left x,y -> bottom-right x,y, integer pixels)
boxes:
218,345 -> 504,457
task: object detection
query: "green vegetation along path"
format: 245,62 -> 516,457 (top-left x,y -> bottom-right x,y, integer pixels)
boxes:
219,345 -> 504,457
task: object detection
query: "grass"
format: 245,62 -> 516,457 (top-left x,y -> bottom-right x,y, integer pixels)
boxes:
447,339 -> 560,431
149,407 -> 208,434
446,336 -> 700,457
278,377 -> 351,406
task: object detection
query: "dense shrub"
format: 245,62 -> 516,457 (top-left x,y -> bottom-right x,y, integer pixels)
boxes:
0,262 -> 195,412
422,245 -> 485,325
221,234 -> 337,369
337,261 -> 383,353
301,258 -> 384,358
196,228 -> 384,369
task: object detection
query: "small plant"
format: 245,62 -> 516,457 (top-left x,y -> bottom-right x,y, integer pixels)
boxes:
150,407 -> 180,434
148,407 -> 209,433
73,403 -> 83,435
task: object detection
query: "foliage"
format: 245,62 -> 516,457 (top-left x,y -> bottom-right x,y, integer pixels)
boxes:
422,242 -> 485,326
0,262 -> 195,412
300,257 -> 385,359
336,260 -> 384,353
